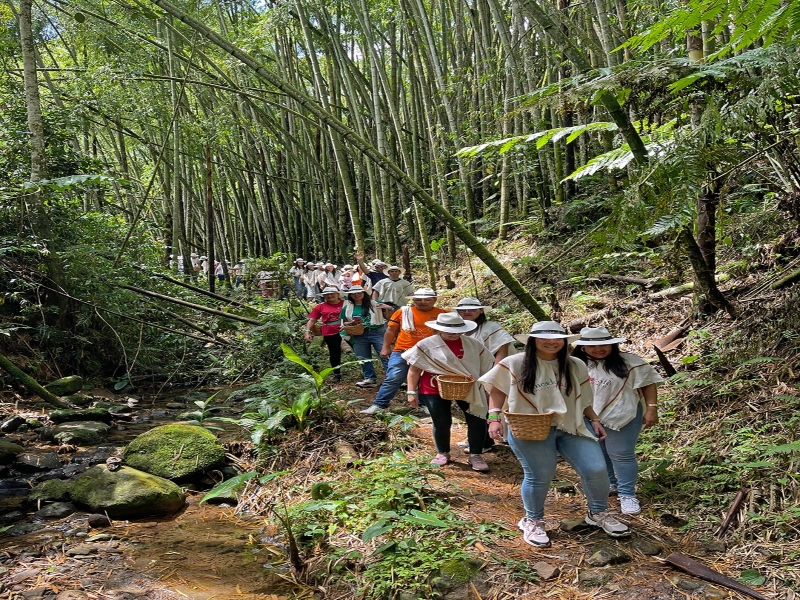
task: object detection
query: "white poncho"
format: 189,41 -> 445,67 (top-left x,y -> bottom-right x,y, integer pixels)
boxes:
589,352 -> 664,430
467,321 -> 516,355
401,335 -> 494,419
479,354 -> 595,438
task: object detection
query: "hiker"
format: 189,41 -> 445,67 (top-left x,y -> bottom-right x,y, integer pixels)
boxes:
339,265 -> 355,291
302,263 -> 317,302
572,326 -> 664,515
372,265 -> 414,318
355,252 -> 388,287
289,258 -> 306,298
403,313 -> 495,471
479,321 -> 630,548
304,287 -> 345,382
340,285 -> 391,388
359,288 -> 448,415
322,263 -> 340,288
451,297 -> 516,453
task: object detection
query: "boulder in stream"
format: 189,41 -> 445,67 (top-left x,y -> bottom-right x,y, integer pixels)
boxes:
0,440 -> 25,463
29,479 -> 72,502
40,421 -> 111,446
70,465 -> 185,518
123,424 -> 225,479
49,408 -> 112,424
44,375 -> 84,396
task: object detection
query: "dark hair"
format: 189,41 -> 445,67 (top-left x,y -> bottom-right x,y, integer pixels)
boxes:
572,344 -> 629,379
347,290 -> 373,313
520,338 -> 574,396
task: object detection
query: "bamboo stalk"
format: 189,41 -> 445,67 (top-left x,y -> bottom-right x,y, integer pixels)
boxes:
119,284 -> 260,324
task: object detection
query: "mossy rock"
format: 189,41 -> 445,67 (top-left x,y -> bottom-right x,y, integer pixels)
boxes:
63,394 -> 94,407
44,375 -> 84,396
41,421 -> 110,446
0,440 -> 25,463
123,424 -> 225,479
50,408 -> 112,424
70,465 -> 185,519
30,479 -> 72,502
439,558 -> 481,584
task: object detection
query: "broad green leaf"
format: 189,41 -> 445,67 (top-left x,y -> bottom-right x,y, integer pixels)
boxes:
738,569 -> 765,586
401,509 -> 449,528
362,520 -> 393,542
200,471 -> 257,504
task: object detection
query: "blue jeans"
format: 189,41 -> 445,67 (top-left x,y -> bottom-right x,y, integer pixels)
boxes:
351,327 -> 389,380
293,278 -> 305,299
372,351 -> 409,408
507,427 -> 610,520
600,403 -> 643,497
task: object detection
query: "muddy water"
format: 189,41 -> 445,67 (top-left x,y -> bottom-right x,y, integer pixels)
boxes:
122,498 -> 292,600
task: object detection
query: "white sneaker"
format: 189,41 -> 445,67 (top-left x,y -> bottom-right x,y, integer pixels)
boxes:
518,517 -> 550,547
359,405 -> 384,415
355,379 -> 377,388
585,510 -> 631,537
620,496 -> 641,515
457,440 -> 494,453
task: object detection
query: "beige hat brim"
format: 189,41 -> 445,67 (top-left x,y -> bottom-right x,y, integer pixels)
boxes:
450,304 -> 492,312
427,321 -> 478,333
515,333 -> 581,344
573,337 -> 627,346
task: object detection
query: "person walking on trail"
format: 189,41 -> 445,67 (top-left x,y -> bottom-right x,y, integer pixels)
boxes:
572,326 -> 664,516
479,321 -> 630,548
351,263 -> 372,296
304,287 -> 345,383
360,288 -> 448,415
302,263 -> 317,302
451,297 -> 516,454
355,252 -> 388,287
323,263 -> 340,288
289,258 -> 306,298
403,313 -> 495,472
372,265 -> 414,318
340,285 -> 392,389
339,265 -> 355,291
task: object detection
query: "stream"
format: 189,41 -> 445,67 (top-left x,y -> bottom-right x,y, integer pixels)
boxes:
0,388 -> 297,600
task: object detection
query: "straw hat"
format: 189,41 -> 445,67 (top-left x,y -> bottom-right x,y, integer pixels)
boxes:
190,252 -> 198,257
343,285 -> 366,294
450,297 -> 492,312
199,256 -> 207,260
426,313 -> 477,334
294,257 -> 305,263
407,287 -> 438,299
572,326 -> 627,346
320,286 -> 341,295
515,321 -> 580,344
342,264 -> 354,271
373,260 -> 387,268
386,265 -> 401,272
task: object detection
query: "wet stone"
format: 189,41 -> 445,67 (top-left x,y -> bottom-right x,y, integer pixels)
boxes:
66,544 -> 97,557
16,452 -> 61,472
1,417 -> 27,434
87,514 -> 112,528
553,481 -> 576,494
20,586 -> 50,600
86,533 -> 115,542
62,394 -> 93,407
585,546 -> 631,567
5,523 -> 45,536
670,576 -> 703,591
35,502 -> 76,520
560,518 -> 594,532
631,538 -> 663,555
165,403 -> 184,409
703,586 -> 729,599
698,538 -> 727,554
0,510 -> 25,523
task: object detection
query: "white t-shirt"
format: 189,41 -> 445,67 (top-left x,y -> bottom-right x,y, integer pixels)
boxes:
589,353 -> 664,430
480,354 -> 594,438
372,278 -> 414,305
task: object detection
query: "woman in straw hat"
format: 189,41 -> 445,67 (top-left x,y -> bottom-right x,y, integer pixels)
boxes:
572,327 -> 664,515
402,313 -> 495,471
340,286 -> 391,388
304,287 -> 345,382
479,321 -> 630,547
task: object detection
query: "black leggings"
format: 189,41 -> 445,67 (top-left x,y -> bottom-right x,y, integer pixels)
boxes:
322,334 -> 342,375
420,393 -> 488,454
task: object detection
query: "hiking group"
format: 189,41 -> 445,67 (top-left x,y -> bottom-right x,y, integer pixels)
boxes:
296,255 -> 664,549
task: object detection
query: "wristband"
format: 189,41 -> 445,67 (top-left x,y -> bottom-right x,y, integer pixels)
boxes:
488,408 -> 502,414
406,390 -> 418,395
647,404 -> 658,407
487,414 -> 501,420
590,418 -> 601,423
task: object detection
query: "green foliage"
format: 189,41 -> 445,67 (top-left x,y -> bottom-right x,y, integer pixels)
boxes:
282,453 -> 504,598
179,393 -> 225,431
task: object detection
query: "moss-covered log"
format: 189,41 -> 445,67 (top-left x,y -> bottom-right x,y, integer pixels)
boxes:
0,353 -> 71,409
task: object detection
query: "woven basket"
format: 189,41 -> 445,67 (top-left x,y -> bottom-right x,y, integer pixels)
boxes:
435,374 -> 475,400
503,411 -> 554,441
343,323 -> 365,335
311,322 -> 323,336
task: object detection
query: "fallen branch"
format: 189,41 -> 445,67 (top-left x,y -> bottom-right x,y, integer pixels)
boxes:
119,285 -> 260,324
664,553 -> 768,600
771,267 -> 800,290
0,353 -> 72,409
650,274 -> 730,299
141,297 -> 232,346
716,487 -> 749,538
652,345 -> 677,377
653,321 -> 691,352
565,298 -> 648,333
598,274 -> 658,288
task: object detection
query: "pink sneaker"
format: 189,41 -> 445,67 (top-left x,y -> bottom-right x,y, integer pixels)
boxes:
468,454 -> 489,472
430,453 -> 450,466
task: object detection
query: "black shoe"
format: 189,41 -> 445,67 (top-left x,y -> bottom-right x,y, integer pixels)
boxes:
328,375 -> 341,383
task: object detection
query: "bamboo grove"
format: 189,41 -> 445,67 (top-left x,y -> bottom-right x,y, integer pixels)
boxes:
3,0 -> 800,304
